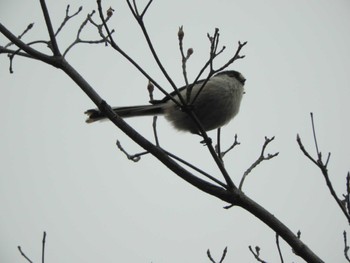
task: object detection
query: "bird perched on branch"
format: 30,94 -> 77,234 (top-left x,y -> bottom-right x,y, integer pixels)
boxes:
85,70 -> 245,134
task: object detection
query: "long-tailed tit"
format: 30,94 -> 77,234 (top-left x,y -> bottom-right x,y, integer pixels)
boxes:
85,70 -> 245,134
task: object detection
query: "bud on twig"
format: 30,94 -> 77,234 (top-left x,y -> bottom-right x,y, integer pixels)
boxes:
147,80 -> 154,93
186,48 -> 194,58
107,7 -> 115,18
147,80 -> 154,101
178,26 -> 184,41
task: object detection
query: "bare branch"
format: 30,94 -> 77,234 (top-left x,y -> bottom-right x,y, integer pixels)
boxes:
152,116 -> 160,146
42,231 -> 46,263
17,231 -> 46,263
239,136 -> 279,190
346,172 -> 350,215
276,233 -> 284,263
207,249 -> 216,263
297,113 -> 350,224
216,128 -> 223,162
344,231 -> 350,262
62,10 -> 111,57
141,0 -> 154,18
0,23 -> 61,66
219,247 -> 228,263
163,149 -> 227,188
178,26 -> 194,103
4,23 -> 34,48
125,0 -> 181,101
249,246 -> 267,263
216,41 -> 247,72
55,5 -> 83,36
39,0 -> 60,55
18,246 -> 33,263
96,0 -> 177,107
207,247 -> 228,263
116,140 -> 148,162
217,133 -> 241,159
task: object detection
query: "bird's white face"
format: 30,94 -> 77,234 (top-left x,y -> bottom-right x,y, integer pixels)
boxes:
215,70 -> 246,86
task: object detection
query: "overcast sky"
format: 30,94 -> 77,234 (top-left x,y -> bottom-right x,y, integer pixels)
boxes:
1,0 -> 350,262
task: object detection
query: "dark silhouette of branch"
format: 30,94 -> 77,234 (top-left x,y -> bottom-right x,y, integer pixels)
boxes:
344,231 -> 350,262
239,136 -> 279,190
207,247 -> 228,263
18,231 -> 47,263
55,5 -> 83,36
18,246 -> 33,263
178,25 -> 193,100
42,232 -> 46,263
276,233 -> 284,263
216,132 -> 240,160
249,246 -> 267,263
40,0 -> 60,55
297,113 -> 350,224
96,0 -> 237,190
116,140 -> 148,162
4,23 -> 34,49
345,172 -> 350,216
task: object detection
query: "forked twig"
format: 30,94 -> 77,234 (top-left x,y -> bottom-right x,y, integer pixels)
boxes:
4,23 -> 34,49
239,136 -> 279,190
216,132 -> 240,160
207,247 -> 228,263
18,231 -> 47,263
55,5 -> 83,36
297,113 -> 350,223
249,246 -> 267,263
116,140 -> 149,162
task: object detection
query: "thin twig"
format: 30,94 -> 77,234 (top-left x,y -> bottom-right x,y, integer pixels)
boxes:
39,0 -> 60,55
18,246 -> 33,263
164,149 -> 227,188
219,134 -> 240,159
96,0 -> 179,107
216,128 -> 222,162
346,173 -> 350,215
297,114 -> 350,224
249,246 -> 267,263
276,233 -> 284,263
310,113 -> 320,157
63,10 -> 113,57
207,249 -> 216,263
42,231 -> 46,263
239,136 -> 279,190
206,247 -> 228,263
216,41 -> 247,72
55,5 -> 83,36
126,0 -> 184,105
219,247 -> 228,263
344,231 -> 350,262
177,26 -> 194,103
4,23 -> 34,48
116,140 -> 148,162
152,116 -> 160,146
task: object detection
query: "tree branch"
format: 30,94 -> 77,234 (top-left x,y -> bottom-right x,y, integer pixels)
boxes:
297,113 -> 350,224
239,136 -> 279,190
39,0 -> 60,55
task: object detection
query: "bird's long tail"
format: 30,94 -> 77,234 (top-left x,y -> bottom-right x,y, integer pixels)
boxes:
85,104 -> 165,123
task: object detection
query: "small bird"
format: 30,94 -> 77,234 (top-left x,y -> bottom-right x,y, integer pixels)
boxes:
85,70 -> 245,134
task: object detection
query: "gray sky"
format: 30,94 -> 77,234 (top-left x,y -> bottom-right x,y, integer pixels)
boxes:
1,0 -> 350,262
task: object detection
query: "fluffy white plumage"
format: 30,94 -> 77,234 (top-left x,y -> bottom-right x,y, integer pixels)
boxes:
85,70 -> 245,134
